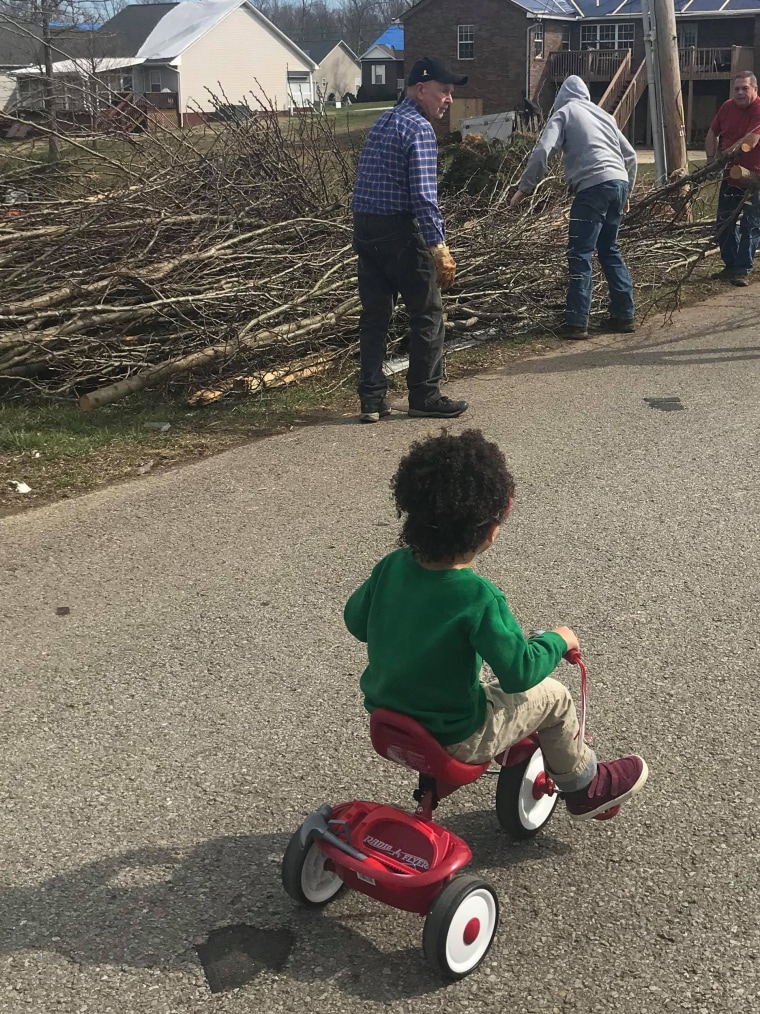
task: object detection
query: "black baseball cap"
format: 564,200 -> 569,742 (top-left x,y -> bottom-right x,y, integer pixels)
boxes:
408,57 -> 468,87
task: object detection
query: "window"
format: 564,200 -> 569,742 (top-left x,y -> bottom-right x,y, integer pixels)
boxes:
561,25 -> 571,51
371,63 -> 386,85
458,24 -> 474,61
149,69 -> 162,92
580,23 -> 634,50
397,77 -> 405,93
120,70 -> 133,93
677,25 -> 698,49
18,76 -> 44,109
533,22 -> 544,59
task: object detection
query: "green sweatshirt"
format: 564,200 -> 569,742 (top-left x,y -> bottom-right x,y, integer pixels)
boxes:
344,548 -> 568,746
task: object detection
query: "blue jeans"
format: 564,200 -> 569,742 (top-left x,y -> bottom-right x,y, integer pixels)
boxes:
716,182 -> 760,276
566,180 -> 635,327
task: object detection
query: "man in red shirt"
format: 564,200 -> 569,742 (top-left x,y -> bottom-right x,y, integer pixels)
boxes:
705,71 -> 760,286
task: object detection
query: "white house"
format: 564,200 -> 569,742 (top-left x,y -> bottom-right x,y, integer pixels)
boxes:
299,39 -> 361,103
11,0 -> 318,124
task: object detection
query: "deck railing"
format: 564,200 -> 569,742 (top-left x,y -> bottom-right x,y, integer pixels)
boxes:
550,49 -> 629,81
598,50 -> 632,113
553,46 -> 754,83
613,60 -> 647,131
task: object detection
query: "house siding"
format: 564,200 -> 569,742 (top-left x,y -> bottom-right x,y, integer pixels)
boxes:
528,20 -> 566,114
403,0 -> 539,126
316,46 -> 360,101
179,6 -> 312,113
360,58 -> 403,100
0,72 -> 17,111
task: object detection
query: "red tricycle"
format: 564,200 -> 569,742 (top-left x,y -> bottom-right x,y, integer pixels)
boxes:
282,650 -> 596,980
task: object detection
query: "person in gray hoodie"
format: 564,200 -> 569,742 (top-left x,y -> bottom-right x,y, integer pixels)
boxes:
511,76 -> 637,338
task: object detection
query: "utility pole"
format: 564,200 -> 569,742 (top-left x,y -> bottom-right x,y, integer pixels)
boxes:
40,0 -> 60,162
652,0 -> 687,177
640,0 -> 666,184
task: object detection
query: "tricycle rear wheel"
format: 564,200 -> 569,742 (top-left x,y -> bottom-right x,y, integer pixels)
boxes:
422,875 -> 499,980
282,828 -> 345,907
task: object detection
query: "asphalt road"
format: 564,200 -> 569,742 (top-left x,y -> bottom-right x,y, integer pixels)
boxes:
2,288 -> 759,1014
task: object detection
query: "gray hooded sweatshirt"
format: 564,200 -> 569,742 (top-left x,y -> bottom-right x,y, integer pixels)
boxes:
517,76 -> 637,196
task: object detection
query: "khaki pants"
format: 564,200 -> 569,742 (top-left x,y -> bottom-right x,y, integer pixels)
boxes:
446,677 -> 597,793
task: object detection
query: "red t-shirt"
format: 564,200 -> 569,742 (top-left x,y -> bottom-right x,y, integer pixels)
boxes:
710,97 -> 760,182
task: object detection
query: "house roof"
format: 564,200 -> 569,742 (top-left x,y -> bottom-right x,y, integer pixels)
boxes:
299,38 -> 359,65
96,4 -> 178,58
517,0 -> 577,13
367,24 -> 404,51
401,0 -> 760,20
361,43 -> 404,61
133,0 -> 316,66
14,56 -> 147,77
519,0 -> 760,14
0,15 -> 97,67
92,0 -> 316,67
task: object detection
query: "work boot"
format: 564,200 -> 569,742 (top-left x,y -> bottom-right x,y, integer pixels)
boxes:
711,268 -> 735,281
408,395 -> 468,419
730,274 -> 749,287
600,317 -> 635,333
564,755 -> 648,821
359,399 -> 392,423
557,324 -> 589,340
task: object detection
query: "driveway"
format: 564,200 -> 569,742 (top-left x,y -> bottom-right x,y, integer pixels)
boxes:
2,287 -> 759,1013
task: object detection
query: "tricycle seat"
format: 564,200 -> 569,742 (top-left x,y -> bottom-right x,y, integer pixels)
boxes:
370,708 -> 490,788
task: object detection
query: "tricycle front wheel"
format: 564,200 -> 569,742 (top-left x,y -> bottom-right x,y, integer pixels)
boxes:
495,746 -> 559,839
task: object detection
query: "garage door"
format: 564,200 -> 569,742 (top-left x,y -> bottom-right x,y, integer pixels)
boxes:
287,72 -> 312,109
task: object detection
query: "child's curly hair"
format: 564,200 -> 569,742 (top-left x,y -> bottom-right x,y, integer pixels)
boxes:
391,429 -> 515,563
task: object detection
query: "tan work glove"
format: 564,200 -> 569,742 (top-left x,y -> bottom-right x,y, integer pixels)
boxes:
429,242 -> 456,291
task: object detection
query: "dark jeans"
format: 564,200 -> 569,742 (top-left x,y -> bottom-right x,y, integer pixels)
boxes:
716,181 -> 760,276
353,212 -> 444,408
566,180 -> 635,327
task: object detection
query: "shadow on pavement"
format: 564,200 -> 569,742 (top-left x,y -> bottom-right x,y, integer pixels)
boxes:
505,311 -> 760,377
1,810 -> 571,1000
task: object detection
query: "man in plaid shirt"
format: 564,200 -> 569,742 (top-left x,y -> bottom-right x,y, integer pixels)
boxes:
351,57 -> 469,422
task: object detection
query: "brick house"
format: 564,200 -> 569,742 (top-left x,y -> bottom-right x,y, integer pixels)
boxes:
400,0 -> 760,145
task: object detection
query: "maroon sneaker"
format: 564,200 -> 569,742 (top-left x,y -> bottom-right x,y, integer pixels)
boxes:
565,755 -> 648,821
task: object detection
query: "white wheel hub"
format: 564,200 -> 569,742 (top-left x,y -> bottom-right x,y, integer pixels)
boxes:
444,888 -> 498,975
300,843 -> 342,903
518,749 -> 558,831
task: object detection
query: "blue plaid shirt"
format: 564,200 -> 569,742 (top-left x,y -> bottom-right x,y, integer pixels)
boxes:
351,98 -> 445,247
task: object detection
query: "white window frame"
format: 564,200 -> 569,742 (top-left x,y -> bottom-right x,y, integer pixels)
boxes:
533,22 -> 544,59
677,25 -> 698,49
371,63 -> 386,85
458,24 -> 474,61
561,25 -> 571,51
149,68 -> 162,92
580,22 -> 634,51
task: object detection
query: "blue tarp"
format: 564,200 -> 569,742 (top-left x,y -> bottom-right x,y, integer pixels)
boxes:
369,24 -> 404,51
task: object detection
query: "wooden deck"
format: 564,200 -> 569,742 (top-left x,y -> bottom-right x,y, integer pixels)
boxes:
550,46 -> 753,83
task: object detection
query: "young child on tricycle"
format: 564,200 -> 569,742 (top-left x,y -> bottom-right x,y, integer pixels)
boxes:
344,428 -> 648,821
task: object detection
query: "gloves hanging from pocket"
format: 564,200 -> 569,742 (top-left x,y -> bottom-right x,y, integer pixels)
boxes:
429,242 -> 456,291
